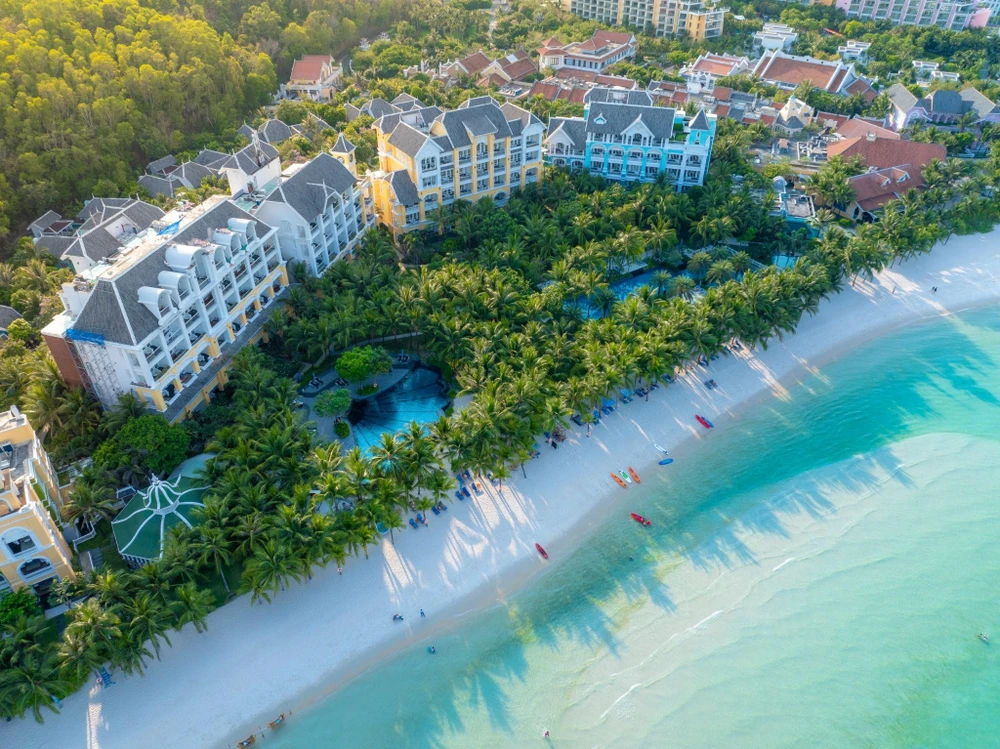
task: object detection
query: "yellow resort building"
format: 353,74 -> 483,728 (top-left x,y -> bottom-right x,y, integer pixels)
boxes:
0,407 -> 74,609
369,96 -> 545,238
559,0 -> 726,40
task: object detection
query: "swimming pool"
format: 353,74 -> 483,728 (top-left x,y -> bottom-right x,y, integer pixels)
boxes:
347,366 -> 450,453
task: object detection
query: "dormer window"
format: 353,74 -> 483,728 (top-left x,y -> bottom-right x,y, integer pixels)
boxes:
595,114 -> 607,125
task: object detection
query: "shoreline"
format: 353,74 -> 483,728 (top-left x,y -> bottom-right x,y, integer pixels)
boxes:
6,228 -> 1000,749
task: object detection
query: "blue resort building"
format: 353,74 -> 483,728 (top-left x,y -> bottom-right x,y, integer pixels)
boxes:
543,88 -> 716,189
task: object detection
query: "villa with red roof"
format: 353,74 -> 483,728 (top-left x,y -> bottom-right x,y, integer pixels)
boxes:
842,166 -> 925,222
751,50 -> 859,95
283,55 -> 342,102
680,53 -> 750,91
537,31 -> 636,75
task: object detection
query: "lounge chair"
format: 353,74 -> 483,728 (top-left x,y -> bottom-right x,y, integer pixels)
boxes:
431,505 -> 440,515
409,518 -> 419,529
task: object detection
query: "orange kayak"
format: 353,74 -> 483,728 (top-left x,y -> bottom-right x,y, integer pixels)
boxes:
611,472 -> 627,488
628,467 -> 640,483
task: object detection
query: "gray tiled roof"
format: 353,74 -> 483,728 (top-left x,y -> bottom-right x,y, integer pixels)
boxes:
262,153 -> 357,222
72,202 -> 264,346
331,134 -> 356,153
546,117 -> 586,150
29,210 -> 61,233
388,122 -> 430,157
387,170 -> 419,207
147,155 -> 177,174
365,98 -> 399,119
689,110 -> 710,131
139,175 -> 176,198
258,119 -> 294,144
237,123 -> 256,139
0,305 -> 23,330
175,161 -> 215,188
586,101 -> 677,139
585,88 -> 653,106
437,101 -> 514,149
887,83 -> 918,112
62,200 -> 165,263
217,142 -> 280,176
960,87 -> 999,117
34,235 -> 73,258
501,102 -> 542,132
193,149 -> 230,170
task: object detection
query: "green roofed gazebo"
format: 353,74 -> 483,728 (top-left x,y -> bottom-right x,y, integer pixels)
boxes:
112,473 -> 208,565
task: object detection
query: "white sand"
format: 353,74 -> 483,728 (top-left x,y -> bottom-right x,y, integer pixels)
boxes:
7,229 -> 1000,749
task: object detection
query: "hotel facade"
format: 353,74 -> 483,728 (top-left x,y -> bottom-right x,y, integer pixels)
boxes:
369,96 -> 545,237
559,0 -> 726,39
544,88 -> 716,188
42,197 -> 289,420
0,409 -> 74,610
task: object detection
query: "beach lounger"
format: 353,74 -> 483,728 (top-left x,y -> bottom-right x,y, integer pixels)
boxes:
473,483 -> 483,495
409,518 -> 419,529
438,503 -> 448,512
456,491 -> 465,501
431,505 -> 440,515
462,486 -> 472,498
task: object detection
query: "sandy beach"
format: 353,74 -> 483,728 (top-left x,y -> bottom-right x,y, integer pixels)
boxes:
5,228 -> 1000,749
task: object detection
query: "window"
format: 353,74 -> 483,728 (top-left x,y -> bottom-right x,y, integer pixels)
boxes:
5,533 -> 36,556
280,220 -> 292,236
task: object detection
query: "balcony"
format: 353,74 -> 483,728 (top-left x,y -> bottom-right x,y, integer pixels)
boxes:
163,328 -> 183,346
19,558 -> 54,583
266,258 -> 279,271
169,344 -> 186,361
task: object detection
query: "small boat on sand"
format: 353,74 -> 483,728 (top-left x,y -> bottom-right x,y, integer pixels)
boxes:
695,415 -> 714,429
658,458 -> 674,466
654,443 -> 668,454
628,467 -> 641,483
620,470 -> 632,484
630,513 -> 651,527
611,472 -> 628,488
979,633 -> 990,643
237,736 -> 256,747
535,543 -> 548,559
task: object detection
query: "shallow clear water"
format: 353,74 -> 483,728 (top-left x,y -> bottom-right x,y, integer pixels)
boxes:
348,366 -> 448,454
271,306 -> 1000,748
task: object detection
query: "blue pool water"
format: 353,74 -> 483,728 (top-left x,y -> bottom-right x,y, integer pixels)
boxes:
347,366 -> 449,454
270,305 -> 1000,748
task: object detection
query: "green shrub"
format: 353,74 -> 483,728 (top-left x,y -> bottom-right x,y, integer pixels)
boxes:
0,588 -> 42,627
334,421 -> 350,438
358,383 -> 379,396
315,388 -> 352,416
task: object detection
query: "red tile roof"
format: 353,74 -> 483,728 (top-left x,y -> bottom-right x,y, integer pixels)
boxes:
595,74 -> 636,88
714,103 -> 731,117
754,52 -> 847,90
459,51 -> 491,76
478,73 -> 509,87
849,165 -> 924,211
712,86 -> 732,101
556,68 -> 597,83
814,111 -> 850,129
836,118 -> 899,141
827,137 -> 945,169
760,113 -> 777,126
593,30 -> 635,46
692,54 -> 744,77
502,57 -> 538,81
845,78 -> 877,104
290,55 -> 334,83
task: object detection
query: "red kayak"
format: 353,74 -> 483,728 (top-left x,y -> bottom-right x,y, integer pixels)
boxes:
630,513 -> 652,527
695,414 -> 714,429
535,543 -> 548,559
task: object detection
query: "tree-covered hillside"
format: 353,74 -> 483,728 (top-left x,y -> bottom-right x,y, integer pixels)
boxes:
0,0 -> 280,241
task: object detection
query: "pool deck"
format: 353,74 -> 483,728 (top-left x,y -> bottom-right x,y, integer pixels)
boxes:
297,354 -> 421,449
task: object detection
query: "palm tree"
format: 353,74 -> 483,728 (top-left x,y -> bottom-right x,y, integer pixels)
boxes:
195,526 -> 234,594
64,480 -> 118,531
0,651 -> 70,723
123,593 -> 172,660
241,540 -> 300,604
171,583 -> 214,633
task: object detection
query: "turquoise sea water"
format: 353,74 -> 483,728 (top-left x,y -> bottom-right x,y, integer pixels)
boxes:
268,306 -> 1000,749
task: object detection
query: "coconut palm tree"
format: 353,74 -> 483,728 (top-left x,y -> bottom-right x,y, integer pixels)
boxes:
0,651 -> 70,723
171,583 -> 214,633
195,525 -> 234,594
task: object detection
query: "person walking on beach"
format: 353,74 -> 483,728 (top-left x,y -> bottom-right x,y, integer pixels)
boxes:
420,609 -> 425,617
